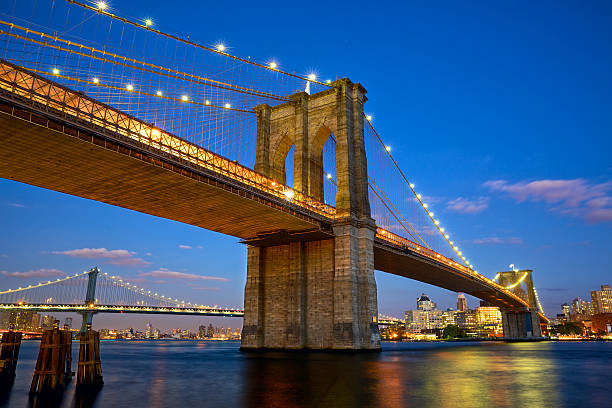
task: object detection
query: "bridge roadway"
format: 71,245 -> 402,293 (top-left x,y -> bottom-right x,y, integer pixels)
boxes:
0,60 -> 542,317
0,303 -> 244,317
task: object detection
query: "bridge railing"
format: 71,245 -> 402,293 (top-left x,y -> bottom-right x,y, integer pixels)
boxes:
0,60 -> 336,220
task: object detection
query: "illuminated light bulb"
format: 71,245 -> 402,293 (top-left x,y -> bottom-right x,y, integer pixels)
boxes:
284,189 -> 294,200
458,251 -> 462,255
97,1 -> 107,10
385,145 -> 391,152
52,68 -> 59,75
453,246 -> 458,250
326,173 -> 332,179
224,103 -> 231,109
145,19 -> 153,26
307,73 -> 316,81
181,95 -> 189,101
126,84 -> 134,91
434,220 -> 440,225
366,115 -> 373,121
428,211 -> 434,217
409,183 -> 415,188
440,228 -> 444,232
416,194 -> 422,199
423,203 -> 428,208
156,90 -> 162,96
269,61 -> 277,69
205,100 -> 210,105
445,234 -> 450,239
217,44 -> 225,52
450,241 -> 454,245
92,77 -> 99,84
325,79 -> 332,84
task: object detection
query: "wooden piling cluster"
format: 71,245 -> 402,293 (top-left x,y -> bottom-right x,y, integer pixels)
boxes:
30,325 -> 73,394
0,329 -> 22,385
76,328 -> 103,389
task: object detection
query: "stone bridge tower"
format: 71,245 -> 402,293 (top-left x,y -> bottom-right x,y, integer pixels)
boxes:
241,79 -> 380,350
497,269 -> 543,339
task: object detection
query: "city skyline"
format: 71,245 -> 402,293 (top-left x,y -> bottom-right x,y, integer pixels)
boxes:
1,0 -> 611,328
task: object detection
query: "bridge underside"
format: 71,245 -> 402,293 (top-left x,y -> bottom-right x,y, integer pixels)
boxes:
0,100 -> 330,241
374,242 -> 528,310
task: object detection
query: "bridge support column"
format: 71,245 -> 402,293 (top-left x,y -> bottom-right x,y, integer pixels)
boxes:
241,220 -> 380,350
501,309 -> 542,339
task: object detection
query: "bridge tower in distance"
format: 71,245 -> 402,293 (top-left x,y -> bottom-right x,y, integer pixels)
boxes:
496,269 -> 542,339
242,79 -> 380,350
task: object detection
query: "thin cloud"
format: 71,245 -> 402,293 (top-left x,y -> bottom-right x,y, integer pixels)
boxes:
484,178 -> 612,223
138,268 -> 228,282
52,248 -> 150,267
1,268 -> 65,278
472,237 -> 523,245
446,197 -> 489,214
178,245 -> 192,250
7,203 -> 25,208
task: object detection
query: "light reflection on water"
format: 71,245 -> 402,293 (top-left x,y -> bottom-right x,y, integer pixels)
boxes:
0,340 -> 610,407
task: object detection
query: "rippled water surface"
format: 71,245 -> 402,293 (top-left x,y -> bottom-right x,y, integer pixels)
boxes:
1,340 -> 610,407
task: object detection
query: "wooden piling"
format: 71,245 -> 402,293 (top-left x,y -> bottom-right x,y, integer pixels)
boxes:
0,328 -> 22,386
76,326 -> 103,390
29,321 -> 73,395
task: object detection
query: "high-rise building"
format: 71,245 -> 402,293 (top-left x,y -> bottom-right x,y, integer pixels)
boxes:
417,294 -> 437,311
561,303 -> 571,320
570,298 -> 592,320
591,284 -> 612,314
64,317 -> 72,329
457,293 -> 467,312
405,294 -> 443,332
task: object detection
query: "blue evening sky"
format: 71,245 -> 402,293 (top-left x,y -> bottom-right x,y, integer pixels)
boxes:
1,0 -> 611,330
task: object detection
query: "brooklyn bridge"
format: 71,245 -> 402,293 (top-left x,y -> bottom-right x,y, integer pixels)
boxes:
0,0 -> 547,351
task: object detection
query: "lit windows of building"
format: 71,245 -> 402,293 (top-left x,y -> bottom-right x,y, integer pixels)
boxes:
591,284 -> 612,314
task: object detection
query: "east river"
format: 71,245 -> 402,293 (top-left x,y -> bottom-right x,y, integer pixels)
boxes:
0,340 -> 610,407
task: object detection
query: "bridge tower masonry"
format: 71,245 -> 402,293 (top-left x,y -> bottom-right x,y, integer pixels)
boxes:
497,269 -> 543,339
241,79 -> 381,350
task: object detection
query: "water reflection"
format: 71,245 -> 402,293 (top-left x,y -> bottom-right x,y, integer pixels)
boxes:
0,341 -> 608,408
242,343 -> 567,408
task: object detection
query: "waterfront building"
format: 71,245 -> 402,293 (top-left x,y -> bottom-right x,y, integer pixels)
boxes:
475,306 -> 503,337
455,310 -> 477,333
591,284 -> 612,314
440,310 -> 457,327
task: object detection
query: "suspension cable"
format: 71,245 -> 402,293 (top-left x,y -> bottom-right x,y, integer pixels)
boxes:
66,0 -> 332,87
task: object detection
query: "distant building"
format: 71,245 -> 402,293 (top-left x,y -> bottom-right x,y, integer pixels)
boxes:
405,294 -> 443,333
591,284 -> 612,314
145,322 -> 153,338
1,311 -> 42,331
64,317 -> 72,329
561,303 -> 571,321
417,293 -> 437,311
475,306 -> 503,337
457,293 -> 467,312
570,298 -> 593,321
41,314 -> 55,330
